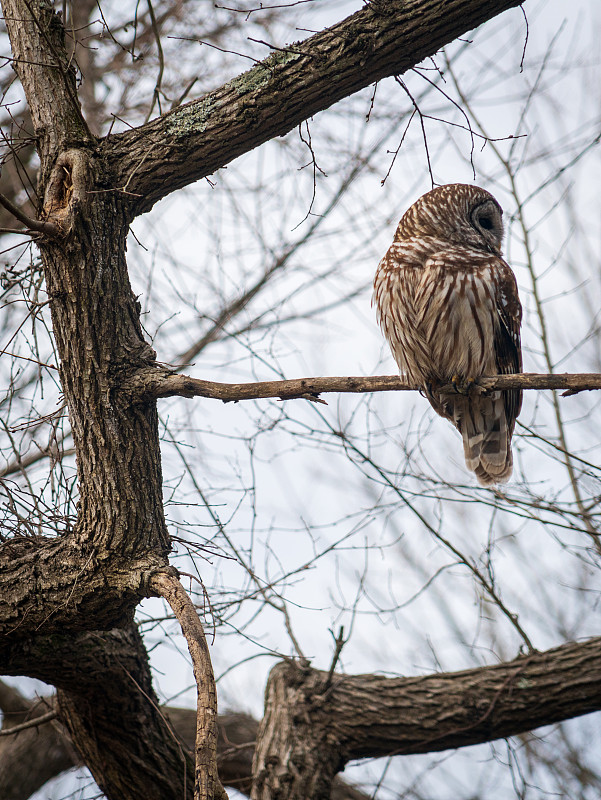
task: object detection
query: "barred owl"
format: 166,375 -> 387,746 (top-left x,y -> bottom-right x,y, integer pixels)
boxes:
373,184 -> 522,485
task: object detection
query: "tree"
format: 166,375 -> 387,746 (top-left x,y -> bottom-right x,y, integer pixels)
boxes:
1,1 -> 601,799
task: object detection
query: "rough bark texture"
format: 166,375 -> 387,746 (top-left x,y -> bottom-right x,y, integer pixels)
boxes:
0,159 -> 171,635
106,0 -> 524,214
6,633 -> 601,800
1,1 -> 92,182
0,692 -> 370,800
0,630 -> 372,800
252,639 -> 601,799
0,1 -> 170,639
2,626 -> 196,800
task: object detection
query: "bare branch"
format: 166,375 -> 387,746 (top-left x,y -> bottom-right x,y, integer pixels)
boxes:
150,571 -> 227,800
0,709 -> 57,736
129,371 -> 601,404
0,191 -> 61,237
106,0 -> 524,214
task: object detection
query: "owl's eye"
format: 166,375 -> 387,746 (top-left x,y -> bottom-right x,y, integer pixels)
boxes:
478,216 -> 494,230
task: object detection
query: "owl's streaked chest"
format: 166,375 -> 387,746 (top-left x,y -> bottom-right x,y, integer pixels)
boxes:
373,239 -> 500,383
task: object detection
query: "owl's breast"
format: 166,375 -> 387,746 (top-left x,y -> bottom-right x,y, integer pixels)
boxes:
374,241 -> 499,384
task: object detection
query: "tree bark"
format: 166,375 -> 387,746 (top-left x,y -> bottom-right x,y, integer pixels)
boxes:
2,626 -> 195,800
0,1 -> 185,794
0,632 -> 371,800
105,0 -> 524,214
5,635 -> 601,800
0,685 -> 73,800
252,638 -> 601,800
0,1 -> 170,639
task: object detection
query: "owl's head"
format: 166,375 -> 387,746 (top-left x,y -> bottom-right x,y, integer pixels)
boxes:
394,184 -> 504,255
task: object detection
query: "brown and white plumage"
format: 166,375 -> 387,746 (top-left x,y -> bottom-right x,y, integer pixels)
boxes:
373,184 -> 522,485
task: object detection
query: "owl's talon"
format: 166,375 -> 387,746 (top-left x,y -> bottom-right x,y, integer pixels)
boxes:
451,375 -> 476,395
424,380 -> 441,400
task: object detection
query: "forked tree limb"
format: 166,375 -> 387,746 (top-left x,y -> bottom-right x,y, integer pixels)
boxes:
129,371 -> 601,404
0,683 -> 370,800
6,636 -> 601,800
150,571 -> 227,800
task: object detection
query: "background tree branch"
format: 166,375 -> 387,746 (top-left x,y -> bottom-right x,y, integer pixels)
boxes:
105,0 -> 523,214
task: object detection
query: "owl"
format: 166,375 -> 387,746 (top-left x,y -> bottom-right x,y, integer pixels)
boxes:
373,184 -> 522,485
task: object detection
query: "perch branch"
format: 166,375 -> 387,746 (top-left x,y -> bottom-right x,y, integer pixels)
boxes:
150,571 -> 227,800
130,372 -> 601,404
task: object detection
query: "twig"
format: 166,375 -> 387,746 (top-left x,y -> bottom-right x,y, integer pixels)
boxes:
325,626 -> 346,689
150,571 -> 227,800
0,709 -> 57,735
247,36 -> 315,58
144,0 -> 165,123
0,192 -> 61,237
395,77 -> 435,187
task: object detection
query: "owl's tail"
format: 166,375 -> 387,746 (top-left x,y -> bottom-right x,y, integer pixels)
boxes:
452,393 -> 513,485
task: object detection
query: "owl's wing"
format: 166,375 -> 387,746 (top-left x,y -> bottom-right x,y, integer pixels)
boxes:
494,261 -> 523,427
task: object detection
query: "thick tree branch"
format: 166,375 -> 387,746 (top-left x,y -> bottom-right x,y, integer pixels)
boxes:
0,534 -> 166,638
0,629 -> 370,800
0,687 -> 370,800
5,636 -> 601,800
1,0 -> 93,182
0,1 -> 172,639
2,626 -> 196,800
106,0 -> 524,215
128,371 -> 601,404
252,637 -> 601,800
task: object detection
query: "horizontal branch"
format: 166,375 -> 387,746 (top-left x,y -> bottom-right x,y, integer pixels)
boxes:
131,371 -> 601,404
106,0 -> 523,214
253,637 -> 601,799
